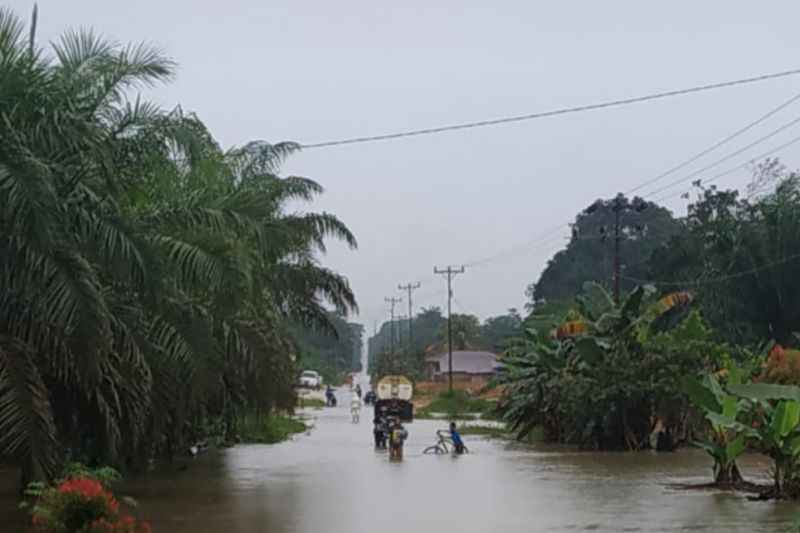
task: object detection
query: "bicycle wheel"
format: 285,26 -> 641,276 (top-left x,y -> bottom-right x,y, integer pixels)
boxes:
423,444 -> 446,454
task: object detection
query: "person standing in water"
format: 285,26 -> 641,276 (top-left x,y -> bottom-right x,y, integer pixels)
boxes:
350,392 -> 362,423
388,418 -> 408,461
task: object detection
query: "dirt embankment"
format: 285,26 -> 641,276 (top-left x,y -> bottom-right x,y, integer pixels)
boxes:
412,380 -> 502,409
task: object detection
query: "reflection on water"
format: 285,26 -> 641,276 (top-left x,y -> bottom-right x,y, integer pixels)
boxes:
3,404 -> 797,532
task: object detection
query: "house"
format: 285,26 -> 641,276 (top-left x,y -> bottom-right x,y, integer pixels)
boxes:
424,350 -> 501,383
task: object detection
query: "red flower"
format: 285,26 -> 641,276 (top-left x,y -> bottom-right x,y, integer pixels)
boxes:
58,477 -> 105,498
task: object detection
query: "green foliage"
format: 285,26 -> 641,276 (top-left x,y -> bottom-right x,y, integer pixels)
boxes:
416,391 -> 496,420
237,413 -> 307,444
684,373 -> 754,485
526,194 -> 681,307
368,307 -> 445,370
0,7 -> 357,488
687,371 -> 800,497
481,309 -> 523,352
649,166 -> 800,345
297,398 -> 326,409
497,283 -> 718,450
293,313 -> 364,384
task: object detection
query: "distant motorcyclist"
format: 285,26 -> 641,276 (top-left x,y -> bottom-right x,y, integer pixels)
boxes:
325,385 -> 337,407
364,390 -> 377,405
373,413 -> 388,448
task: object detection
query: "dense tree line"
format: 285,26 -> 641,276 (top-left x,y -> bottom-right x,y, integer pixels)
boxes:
367,307 -> 521,380
648,161 -> 800,345
503,162 -> 800,460
292,314 -> 364,384
0,8 -> 357,486
526,194 -> 681,309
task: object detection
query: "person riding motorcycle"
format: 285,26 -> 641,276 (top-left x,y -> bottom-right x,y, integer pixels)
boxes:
325,385 -> 337,407
373,414 -> 388,448
364,390 -> 377,405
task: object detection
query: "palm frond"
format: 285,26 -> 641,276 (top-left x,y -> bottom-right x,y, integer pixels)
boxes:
0,336 -> 60,483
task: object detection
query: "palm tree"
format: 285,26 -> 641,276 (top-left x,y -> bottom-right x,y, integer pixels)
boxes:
0,7 -> 357,487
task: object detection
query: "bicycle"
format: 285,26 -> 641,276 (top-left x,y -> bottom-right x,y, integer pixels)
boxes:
423,429 -> 468,455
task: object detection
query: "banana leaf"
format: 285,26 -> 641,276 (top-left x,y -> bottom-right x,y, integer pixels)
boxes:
770,400 -> 800,439
728,383 -> 800,402
682,375 -> 721,414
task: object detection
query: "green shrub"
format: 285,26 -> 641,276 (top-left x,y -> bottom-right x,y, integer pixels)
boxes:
238,413 -> 307,444
417,391 -> 497,419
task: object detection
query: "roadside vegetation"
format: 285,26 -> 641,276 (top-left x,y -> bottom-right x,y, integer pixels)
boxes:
297,398 -> 326,409
416,391 -> 497,420
237,413 -> 307,445
0,6 -> 358,490
493,171 -> 800,500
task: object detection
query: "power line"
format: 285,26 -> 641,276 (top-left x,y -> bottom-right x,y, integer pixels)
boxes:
464,224 -> 567,268
301,69 -> 800,149
456,97 -> 800,272
641,114 -> 800,199
652,132 -> 800,203
621,253 -> 800,287
625,91 -> 800,195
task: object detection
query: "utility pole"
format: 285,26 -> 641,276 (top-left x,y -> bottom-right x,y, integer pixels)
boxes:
384,297 -> 402,354
590,194 -> 647,304
434,265 -> 465,394
398,282 -> 421,349
613,197 -> 622,305
396,315 -> 408,346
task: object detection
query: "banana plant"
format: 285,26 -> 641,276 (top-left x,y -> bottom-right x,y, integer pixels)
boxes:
728,383 -> 800,497
683,369 -> 755,486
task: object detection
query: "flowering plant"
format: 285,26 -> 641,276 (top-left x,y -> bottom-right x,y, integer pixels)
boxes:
29,476 -> 150,533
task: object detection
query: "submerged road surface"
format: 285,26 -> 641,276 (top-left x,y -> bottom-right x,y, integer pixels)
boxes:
120,398 -> 795,533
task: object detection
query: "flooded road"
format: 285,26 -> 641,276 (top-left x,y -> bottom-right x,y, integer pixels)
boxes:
116,402 -> 795,533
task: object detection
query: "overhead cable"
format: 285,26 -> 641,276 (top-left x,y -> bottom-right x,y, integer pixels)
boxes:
301,69 -> 800,149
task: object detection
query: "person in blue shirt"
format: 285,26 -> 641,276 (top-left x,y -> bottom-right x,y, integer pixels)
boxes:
449,421 -> 465,455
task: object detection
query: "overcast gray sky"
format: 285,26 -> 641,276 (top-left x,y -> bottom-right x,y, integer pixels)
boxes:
13,0 -> 800,330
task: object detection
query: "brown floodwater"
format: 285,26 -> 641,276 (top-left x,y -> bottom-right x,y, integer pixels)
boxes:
2,401 -> 798,532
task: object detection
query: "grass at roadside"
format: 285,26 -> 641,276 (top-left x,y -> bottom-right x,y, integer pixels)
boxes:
416,390 -> 498,420
238,413 -> 307,444
457,424 -> 543,442
457,424 -> 510,439
297,398 -> 326,409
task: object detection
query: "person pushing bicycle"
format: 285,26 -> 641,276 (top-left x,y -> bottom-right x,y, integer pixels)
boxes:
449,421 -> 465,455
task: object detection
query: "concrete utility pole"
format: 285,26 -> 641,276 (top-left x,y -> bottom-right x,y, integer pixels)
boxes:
398,282 -> 421,349
608,195 -> 647,304
384,297 -> 402,354
396,315 -> 408,346
613,197 -> 622,304
434,265 -> 465,394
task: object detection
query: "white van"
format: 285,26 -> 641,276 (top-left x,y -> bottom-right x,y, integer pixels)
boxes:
299,370 -> 322,389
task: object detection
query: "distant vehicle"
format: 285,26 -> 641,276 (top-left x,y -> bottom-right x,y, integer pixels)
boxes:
299,370 -> 322,389
374,375 -> 414,422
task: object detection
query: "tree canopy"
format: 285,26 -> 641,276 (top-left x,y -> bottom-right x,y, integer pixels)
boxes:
0,7 -> 357,485
527,194 -> 681,308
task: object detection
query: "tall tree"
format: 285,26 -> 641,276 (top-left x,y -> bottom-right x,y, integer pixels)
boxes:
649,168 -> 800,345
481,309 -> 523,352
0,7 -> 357,486
527,195 -> 681,308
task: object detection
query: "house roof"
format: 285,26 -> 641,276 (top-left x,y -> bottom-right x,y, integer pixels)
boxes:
425,351 -> 500,374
